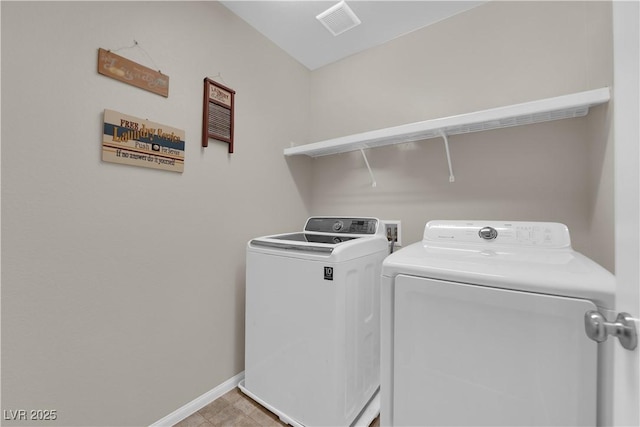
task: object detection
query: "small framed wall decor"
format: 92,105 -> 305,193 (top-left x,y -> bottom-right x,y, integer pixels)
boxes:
202,78 -> 236,153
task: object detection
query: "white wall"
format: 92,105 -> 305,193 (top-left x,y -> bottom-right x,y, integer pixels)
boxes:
1,2 -> 310,426
306,1 -> 614,271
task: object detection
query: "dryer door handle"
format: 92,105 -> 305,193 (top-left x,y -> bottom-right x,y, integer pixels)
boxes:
584,310 -> 637,350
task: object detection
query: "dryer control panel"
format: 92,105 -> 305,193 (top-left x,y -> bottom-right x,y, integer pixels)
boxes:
423,220 -> 571,248
305,217 -> 379,235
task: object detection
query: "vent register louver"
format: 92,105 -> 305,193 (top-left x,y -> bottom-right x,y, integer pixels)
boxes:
316,1 -> 361,36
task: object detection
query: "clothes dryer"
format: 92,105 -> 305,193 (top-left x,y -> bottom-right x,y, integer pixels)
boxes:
242,217 -> 389,427
381,220 -> 615,426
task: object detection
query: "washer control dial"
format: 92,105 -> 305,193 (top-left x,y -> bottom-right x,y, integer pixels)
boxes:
479,226 -> 498,240
332,220 -> 344,232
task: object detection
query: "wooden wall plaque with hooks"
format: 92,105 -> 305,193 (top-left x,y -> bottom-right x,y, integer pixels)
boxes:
202,78 -> 235,153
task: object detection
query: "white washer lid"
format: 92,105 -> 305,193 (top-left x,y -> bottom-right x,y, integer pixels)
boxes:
382,220 -> 615,308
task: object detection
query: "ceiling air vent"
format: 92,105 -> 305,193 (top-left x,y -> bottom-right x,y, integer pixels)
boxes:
316,1 -> 361,36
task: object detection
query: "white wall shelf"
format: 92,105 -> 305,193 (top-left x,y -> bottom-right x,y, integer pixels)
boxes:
284,87 -> 610,158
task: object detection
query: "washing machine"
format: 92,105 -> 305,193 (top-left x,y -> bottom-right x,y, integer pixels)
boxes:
380,220 -> 616,427
241,217 -> 389,427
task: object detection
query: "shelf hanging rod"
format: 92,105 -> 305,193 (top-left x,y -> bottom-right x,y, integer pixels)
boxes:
360,149 -> 377,188
440,130 -> 455,183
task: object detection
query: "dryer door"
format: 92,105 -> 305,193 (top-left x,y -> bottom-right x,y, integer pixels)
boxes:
392,275 -> 598,426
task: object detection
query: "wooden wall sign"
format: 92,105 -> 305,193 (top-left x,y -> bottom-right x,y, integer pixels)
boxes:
202,78 -> 235,153
102,109 -> 185,173
98,48 -> 169,97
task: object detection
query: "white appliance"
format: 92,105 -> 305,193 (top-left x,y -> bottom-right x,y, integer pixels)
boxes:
381,220 -> 616,426
241,217 -> 389,427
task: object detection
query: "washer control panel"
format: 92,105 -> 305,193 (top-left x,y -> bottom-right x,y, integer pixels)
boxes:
305,217 -> 378,235
424,220 -> 572,248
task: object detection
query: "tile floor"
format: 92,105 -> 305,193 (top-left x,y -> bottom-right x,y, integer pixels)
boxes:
173,387 -> 380,427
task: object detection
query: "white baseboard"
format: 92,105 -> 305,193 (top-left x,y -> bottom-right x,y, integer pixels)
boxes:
150,371 -> 245,427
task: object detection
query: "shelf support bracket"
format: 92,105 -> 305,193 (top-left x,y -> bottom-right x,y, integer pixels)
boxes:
440,130 -> 455,183
360,149 -> 377,188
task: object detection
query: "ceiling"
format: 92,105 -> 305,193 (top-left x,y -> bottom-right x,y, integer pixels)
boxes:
220,1 -> 485,70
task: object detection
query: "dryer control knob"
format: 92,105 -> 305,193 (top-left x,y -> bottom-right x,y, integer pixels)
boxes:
479,226 -> 498,240
333,220 -> 344,232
